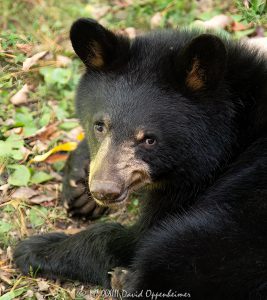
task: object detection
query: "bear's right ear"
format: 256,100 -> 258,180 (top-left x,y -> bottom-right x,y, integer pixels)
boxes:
175,34 -> 227,92
70,18 -> 130,70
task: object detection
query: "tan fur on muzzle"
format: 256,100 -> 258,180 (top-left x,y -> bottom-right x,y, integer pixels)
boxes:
89,138 -> 151,206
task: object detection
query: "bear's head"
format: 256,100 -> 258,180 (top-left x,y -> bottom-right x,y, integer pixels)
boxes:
70,18 -> 237,207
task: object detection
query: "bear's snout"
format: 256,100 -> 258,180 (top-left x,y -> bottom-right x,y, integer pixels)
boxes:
90,180 -> 126,205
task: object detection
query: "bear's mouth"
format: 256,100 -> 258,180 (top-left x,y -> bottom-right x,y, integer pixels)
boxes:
93,180 -> 149,208
94,189 -> 129,207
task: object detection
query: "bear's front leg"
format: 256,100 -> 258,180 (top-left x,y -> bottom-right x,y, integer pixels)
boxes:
14,223 -> 135,286
13,232 -> 69,279
62,139 -> 107,219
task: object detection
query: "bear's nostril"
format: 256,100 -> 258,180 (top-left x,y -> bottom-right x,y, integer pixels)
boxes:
92,192 -> 106,201
90,180 -> 122,202
93,191 -> 120,201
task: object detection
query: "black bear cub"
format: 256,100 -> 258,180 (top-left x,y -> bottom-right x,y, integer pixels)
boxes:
14,18 -> 267,299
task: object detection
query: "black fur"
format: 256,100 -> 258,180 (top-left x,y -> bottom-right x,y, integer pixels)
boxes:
14,19 -> 267,299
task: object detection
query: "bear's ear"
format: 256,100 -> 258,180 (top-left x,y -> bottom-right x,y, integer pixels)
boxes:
70,18 -> 130,70
176,34 -> 227,91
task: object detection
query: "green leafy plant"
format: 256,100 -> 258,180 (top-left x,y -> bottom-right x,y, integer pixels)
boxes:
30,171 -> 53,184
29,207 -> 48,228
236,0 -> 267,25
7,165 -> 31,186
0,135 -> 24,161
0,287 -> 27,300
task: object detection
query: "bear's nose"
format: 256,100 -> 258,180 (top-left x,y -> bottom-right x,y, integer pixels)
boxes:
90,180 -> 122,202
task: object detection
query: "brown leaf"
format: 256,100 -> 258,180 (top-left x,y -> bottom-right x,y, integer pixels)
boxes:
195,15 -> 232,30
20,146 -> 32,163
64,228 -> 82,235
231,21 -> 248,32
6,246 -> 12,261
244,0 -> 249,9
37,280 -> 50,292
124,27 -> 136,39
5,127 -> 24,136
0,272 -> 12,285
35,292 -> 45,300
23,290 -> 34,299
86,5 -> 110,20
45,152 -> 69,163
56,55 -> 72,67
16,43 -> 33,55
68,288 -> 76,299
0,184 -> 9,193
26,122 -> 59,142
22,51 -> 48,71
31,140 -> 49,153
28,195 -> 55,204
65,125 -> 84,141
150,12 -> 163,29
12,187 -> 39,200
4,119 -> 14,126
10,84 -> 30,105
0,283 -> 6,296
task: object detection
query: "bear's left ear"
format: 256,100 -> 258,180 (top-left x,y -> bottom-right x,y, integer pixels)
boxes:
176,34 -> 227,91
70,18 -> 130,70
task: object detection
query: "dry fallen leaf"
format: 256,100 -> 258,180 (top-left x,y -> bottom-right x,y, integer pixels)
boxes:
194,15 -> 232,30
6,246 -> 12,261
12,187 -> 39,200
77,131 -> 85,141
0,272 -> 12,285
45,152 -> 69,163
29,195 -> 55,204
85,4 -> 110,20
4,119 -> 14,126
84,294 -> 98,300
16,43 -> 33,55
35,292 -> 45,300
124,27 -> 136,39
30,142 -> 78,163
37,280 -> 50,292
244,0 -> 250,9
150,12 -> 163,29
5,127 -> 23,136
64,228 -> 82,235
31,140 -> 49,153
0,184 -> 9,193
23,290 -> 34,299
22,50 -> 48,71
68,288 -> 76,299
66,126 -> 84,141
20,146 -> 32,163
26,122 -> 59,142
231,21 -> 248,32
56,55 -> 72,67
10,84 -> 30,105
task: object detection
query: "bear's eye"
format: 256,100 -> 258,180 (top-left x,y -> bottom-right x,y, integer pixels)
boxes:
143,136 -> 157,148
94,122 -> 106,134
145,138 -> 156,145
